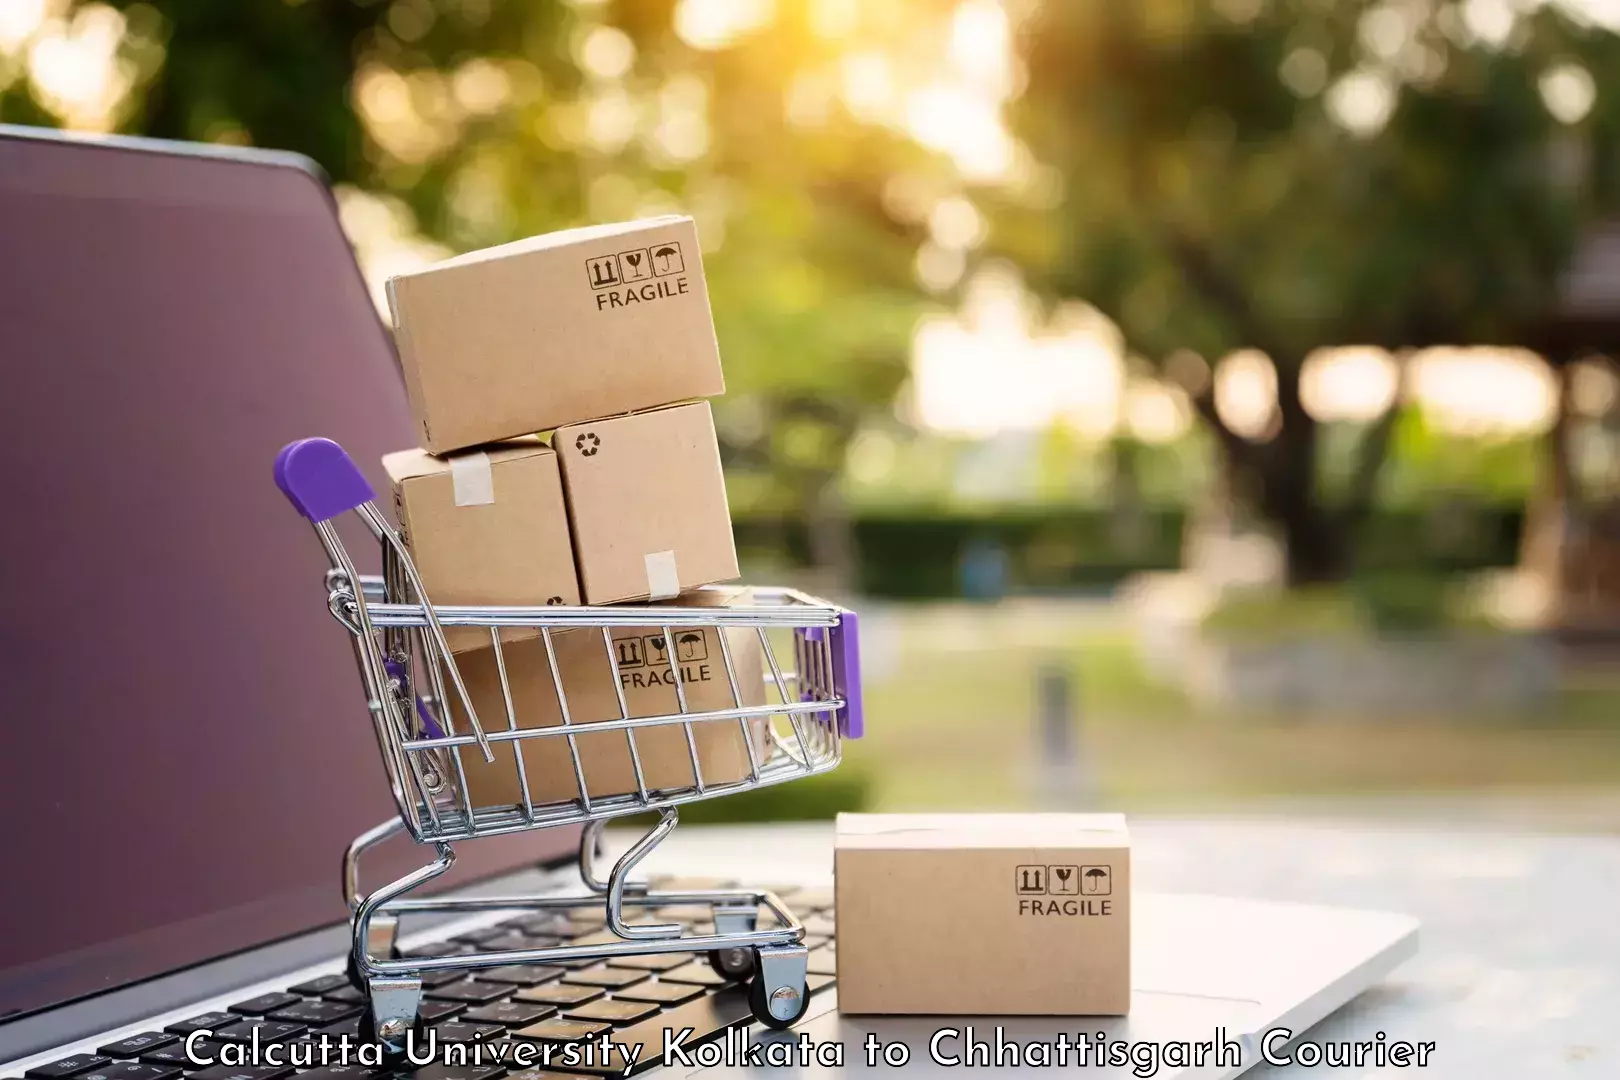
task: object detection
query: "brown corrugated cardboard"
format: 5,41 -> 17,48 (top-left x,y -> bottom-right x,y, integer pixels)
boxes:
555,402 -> 739,605
450,588 -> 768,807
383,441 -> 579,653
387,216 -> 725,454
834,813 -> 1130,1015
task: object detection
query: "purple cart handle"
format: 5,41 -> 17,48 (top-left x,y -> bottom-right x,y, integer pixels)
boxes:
274,437 -> 376,522
801,613 -> 863,738
831,612 -> 864,738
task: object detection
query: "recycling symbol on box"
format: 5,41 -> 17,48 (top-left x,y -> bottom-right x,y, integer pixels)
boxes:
575,432 -> 601,456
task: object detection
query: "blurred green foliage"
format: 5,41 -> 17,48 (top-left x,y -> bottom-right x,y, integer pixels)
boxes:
1005,0 -> 1620,583
0,0 -> 948,579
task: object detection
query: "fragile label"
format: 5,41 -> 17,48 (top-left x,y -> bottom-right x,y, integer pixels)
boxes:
585,242 -> 692,310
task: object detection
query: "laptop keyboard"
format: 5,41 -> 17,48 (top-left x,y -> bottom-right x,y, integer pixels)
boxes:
14,889 -> 835,1080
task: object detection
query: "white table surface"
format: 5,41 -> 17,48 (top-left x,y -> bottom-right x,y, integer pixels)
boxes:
609,817 -> 1620,1078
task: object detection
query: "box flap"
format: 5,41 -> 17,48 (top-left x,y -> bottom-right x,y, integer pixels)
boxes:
382,439 -> 552,485
836,812 -> 1128,850
392,216 -> 693,279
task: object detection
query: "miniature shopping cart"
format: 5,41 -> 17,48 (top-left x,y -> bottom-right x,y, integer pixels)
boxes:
273,438 -> 863,1055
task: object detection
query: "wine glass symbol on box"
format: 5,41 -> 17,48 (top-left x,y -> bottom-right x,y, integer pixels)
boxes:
587,243 -> 685,290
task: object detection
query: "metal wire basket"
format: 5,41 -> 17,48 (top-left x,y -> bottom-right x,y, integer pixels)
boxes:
274,437 -> 864,1051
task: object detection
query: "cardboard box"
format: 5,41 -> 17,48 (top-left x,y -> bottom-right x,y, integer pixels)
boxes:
555,401 -> 739,605
387,216 -> 725,454
383,442 -> 579,653
834,813 -> 1130,1015
449,588 -> 768,807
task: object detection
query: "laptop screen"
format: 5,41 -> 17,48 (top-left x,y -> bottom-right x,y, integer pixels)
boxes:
0,131 -> 571,1022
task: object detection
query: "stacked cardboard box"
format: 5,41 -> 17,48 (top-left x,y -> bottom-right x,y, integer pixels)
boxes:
381,216 -> 762,806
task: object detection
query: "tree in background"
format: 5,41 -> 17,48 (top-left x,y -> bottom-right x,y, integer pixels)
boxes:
1005,0 -> 1620,584
0,0 -> 956,585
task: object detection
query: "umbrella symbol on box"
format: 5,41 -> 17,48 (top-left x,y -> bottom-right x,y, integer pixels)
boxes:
1082,866 -> 1111,895
675,631 -> 708,662
651,243 -> 684,276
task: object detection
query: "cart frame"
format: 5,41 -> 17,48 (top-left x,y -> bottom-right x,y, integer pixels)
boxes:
273,437 -> 862,1052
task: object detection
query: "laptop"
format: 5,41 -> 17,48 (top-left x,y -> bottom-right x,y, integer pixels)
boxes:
0,125 -> 1418,1080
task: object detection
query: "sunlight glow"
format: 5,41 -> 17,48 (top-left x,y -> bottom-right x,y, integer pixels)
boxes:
910,268 -> 1125,438
1540,62 -> 1596,124
906,81 -> 1014,182
649,75 -> 710,164
949,0 -> 1012,97
27,3 -> 131,131
335,186 -> 453,315
674,0 -> 774,51
577,24 -> 636,81
1214,351 -> 1279,439
840,51 -> 896,123
1301,347 -> 1400,422
1326,68 -> 1396,137
1125,381 -> 1193,444
1412,348 -> 1557,435
0,0 -> 49,55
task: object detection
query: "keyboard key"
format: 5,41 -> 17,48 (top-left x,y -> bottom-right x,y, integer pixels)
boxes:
513,983 -> 602,1008
658,961 -> 730,987
559,966 -> 647,989
456,931 -> 535,953
424,979 -> 509,1004
138,1040 -> 224,1068
97,1034 -> 176,1059
312,1018 -> 360,1040
213,1021 -> 307,1045
419,968 -> 475,989
163,1012 -> 239,1037
73,1064 -> 181,1080
512,913 -> 574,937
512,1018 -> 609,1044
26,1058 -> 112,1079
319,984 -> 367,1005
800,913 -> 835,936
295,1068 -> 384,1080
267,1000 -> 360,1026
475,964 -> 564,986
187,1067 -> 294,1080
400,941 -> 479,960
807,948 -> 836,976
402,1066 -> 505,1080
429,1021 -> 506,1044
561,999 -> 659,1025
612,980 -> 704,1006
227,993 -> 301,1016
460,1000 -> 556,1027
788,887 -> 833,910
575,985 -> 753,1073
287,974 -> 350,995
604,952 -> 691,972
417,1000 -> 467,1024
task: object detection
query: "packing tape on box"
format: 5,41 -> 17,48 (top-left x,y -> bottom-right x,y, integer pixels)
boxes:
645,550 -> 679,601
450,451 -> 496,507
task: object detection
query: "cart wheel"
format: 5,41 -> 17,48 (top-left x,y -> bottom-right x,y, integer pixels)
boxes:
357,1006 -> 423,1065
748,969 -> 810,1029
708,945 -> 756,980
